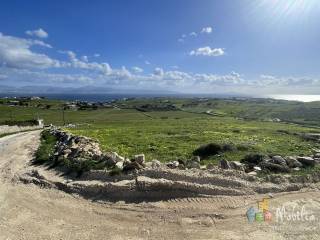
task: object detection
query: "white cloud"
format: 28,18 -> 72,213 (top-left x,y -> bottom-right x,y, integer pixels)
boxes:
201,27 -> 212,34
178,38 -> 184,43
93,53 -> 100,57
25,28 -> 48,38
189,47 -> 225,57
189,32 -> 197,37
0,32 -> 59,69
0,74 -> 7,80
132,66 -> 143,73
81,55 -> 89,62
153,67 -> 164,77
145,60 -> 151,65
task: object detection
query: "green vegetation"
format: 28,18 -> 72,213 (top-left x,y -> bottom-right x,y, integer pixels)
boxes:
2,97 -> 320,164
0,119 -> 38,126
34,130 -> 57,164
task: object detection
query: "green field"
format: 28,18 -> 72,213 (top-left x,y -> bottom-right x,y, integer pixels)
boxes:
1,97 -> 320,163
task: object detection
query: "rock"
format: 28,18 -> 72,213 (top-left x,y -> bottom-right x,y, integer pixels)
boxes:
314,153 -> 320,158
187,161 -> 200,169
219,159 -> 231,170
285,156 -> 303,168
115,161 -> 124,170
230,161 -> 245,171
271,156 -> 287,166
167,161 -> 179,169
100,153 -> 116,167
313,149 -> 320,154
253,166 -> 262,171
151,160 -> 161,169
109,152 -> 124,162
259,162 -> 290,173
134,154 -> 145,164
297,156 -> 315,167
247,171 -> 257,176
293,167 -> 301,171
191,156 -> 201,163
206,163 -> 215,170
178,164 -> 186,170
123,161 -> 143,172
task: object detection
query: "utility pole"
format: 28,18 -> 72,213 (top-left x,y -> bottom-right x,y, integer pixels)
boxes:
62,106 -> 65,126
10,108 -> 13,121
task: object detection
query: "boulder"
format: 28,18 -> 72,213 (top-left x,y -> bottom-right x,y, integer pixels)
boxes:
115,161 -> 124,170
187,161 -> 200,169
284,156 -> 303,168
123,161 -> 144,172
219,159 -> 231,170
314,153 -> 320,159
259,162 -> 290,173
167,161 -> 179,169
191,156 -> 201,163
230,161 -> 245,171
151,159 -> 161,169
253,166 -> 262,171
108,152 -> 124,163
297,157 -> 315,167
134,154 -> 145,164
247,171 -> 257,176
206,163 -> 215,170
271,156 -> 287,166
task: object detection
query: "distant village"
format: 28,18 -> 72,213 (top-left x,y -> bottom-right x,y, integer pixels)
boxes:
0,95 -> 131,110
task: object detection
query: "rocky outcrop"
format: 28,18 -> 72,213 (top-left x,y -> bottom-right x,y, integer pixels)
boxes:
48,128 -> 319,179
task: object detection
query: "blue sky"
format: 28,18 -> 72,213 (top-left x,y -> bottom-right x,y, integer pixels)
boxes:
1,0 -> 320,94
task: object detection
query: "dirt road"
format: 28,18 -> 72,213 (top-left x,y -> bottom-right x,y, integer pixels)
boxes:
0,131 -> 320,240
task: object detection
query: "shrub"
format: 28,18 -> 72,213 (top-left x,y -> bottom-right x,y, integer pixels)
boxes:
193,143 -> 223,158
222,144 -> 237,152
241,153 -> 265,165
34,130 -> 57,164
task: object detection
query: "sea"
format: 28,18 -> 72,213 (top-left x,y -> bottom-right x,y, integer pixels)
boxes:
266,95 -> 320,102
0,93 -> 320,103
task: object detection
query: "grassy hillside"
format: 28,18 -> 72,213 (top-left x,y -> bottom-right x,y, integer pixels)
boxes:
1,97 -> 320,163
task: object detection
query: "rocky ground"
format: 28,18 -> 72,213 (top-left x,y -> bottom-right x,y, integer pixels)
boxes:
1,130 -> 320,239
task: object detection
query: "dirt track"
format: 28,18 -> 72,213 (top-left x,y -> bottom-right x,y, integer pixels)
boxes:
1,131 -> 320,240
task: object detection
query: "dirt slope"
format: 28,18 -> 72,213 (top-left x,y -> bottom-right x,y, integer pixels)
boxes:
0,131 -> 320,240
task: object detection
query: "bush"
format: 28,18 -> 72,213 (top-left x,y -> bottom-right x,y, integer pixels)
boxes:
222,144 -> 237,152
34,130 -> 57,164
193,143 -> 238,158
241,153 -> 265,165
193,143 -> 223,158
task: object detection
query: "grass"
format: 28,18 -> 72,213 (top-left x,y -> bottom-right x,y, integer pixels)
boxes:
69,112 -> 320,163
34,130 -> 57,164
1,97 -> 320,165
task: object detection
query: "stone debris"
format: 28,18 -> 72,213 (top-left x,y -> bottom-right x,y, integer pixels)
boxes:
297,156 -> 316,167
48,128 -> 319,178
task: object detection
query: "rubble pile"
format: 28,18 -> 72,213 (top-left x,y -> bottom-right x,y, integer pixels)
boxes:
49,128 -> 320,176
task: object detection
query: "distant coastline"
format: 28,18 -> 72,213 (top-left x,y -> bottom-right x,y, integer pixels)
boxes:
266,95 -> 320,102
1,93 -> 320,103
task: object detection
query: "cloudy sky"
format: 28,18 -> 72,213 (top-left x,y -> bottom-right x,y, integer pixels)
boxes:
1,0 -> 320,94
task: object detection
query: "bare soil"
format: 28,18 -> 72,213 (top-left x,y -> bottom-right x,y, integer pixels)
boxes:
0,131 -> 320,240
